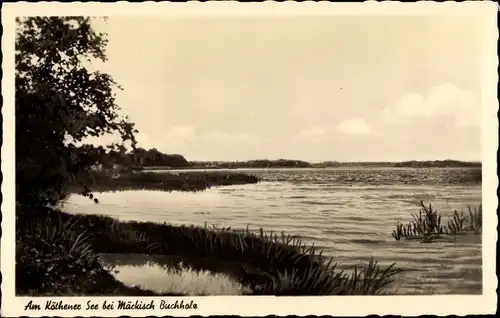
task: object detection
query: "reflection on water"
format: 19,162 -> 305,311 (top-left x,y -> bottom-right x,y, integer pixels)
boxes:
99,253 -> 251,295
63,168 -> 482,295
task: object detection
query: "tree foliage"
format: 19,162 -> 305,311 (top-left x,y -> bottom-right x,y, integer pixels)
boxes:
132,148 -> 189,167
15,17 -> 138,207
73,146 -> 189,170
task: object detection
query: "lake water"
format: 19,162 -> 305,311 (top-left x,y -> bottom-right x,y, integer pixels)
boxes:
98,253 -> 251,296
63,167 -> 482,295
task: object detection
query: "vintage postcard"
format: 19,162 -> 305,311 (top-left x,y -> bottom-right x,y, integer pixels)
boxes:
1,1 -> 498,316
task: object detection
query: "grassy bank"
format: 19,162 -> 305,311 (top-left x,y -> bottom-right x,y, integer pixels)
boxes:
69,170 -> 260,196
17,205 -> 402,296
391,201 -> 482,242
16,209 -> 183,296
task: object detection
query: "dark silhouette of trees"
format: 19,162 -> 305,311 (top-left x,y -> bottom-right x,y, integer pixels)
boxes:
131,148 -> 188,167
83,146 -> 189,169
189,159 -> 313,169
16,17 -> 138,208
393,160 -> 481,168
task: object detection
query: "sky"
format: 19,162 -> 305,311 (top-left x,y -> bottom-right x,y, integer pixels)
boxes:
86,15 -> 483,162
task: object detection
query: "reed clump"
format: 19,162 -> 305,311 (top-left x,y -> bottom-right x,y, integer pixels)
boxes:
18,206 -> 402,295
391,201 -> 482,242
253,257 -> 401,295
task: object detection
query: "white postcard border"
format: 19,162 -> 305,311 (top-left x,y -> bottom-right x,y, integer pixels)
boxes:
1,1 -> 498,316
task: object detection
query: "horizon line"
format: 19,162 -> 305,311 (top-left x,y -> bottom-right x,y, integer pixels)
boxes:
185,158 -> 483,164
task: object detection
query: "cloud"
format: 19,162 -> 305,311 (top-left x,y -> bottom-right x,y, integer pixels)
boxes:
383,83 -> 480,127
164,125 -> 196,138
203,131 -> 256,144
336,118 -> 372,135
135,132 -> 154,149
295,127 -> 326,139
149,126 -> 197,154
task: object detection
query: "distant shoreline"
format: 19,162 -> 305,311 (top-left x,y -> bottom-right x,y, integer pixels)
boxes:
138,160 -> 481,171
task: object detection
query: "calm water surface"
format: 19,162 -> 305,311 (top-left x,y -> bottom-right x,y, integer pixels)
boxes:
63,167 -> 482,295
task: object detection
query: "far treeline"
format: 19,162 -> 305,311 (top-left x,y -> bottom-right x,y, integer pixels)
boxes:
86,146 -> 481,170
190,160 -> 482,169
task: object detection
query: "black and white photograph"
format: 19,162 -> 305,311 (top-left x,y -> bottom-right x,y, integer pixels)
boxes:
1,1 -> 497,316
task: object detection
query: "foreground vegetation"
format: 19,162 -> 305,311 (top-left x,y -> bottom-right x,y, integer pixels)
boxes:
16,207 -> 182,296
17,205 -> 402,296
391,201 -> 482,242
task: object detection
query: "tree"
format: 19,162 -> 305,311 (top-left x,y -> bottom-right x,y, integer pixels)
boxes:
128,147 -> 189,167
15,17 -> 138,208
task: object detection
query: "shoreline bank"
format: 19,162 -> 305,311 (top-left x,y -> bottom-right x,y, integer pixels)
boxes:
69,170 -> 261,195
16,203 -> 402,296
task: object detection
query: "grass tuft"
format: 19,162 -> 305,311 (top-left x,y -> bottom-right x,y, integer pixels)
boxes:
254,257 -> 401,295
391,201 -> 482,242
